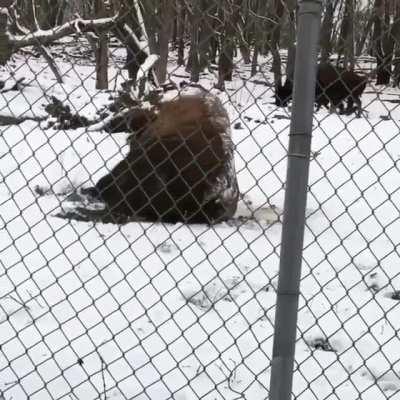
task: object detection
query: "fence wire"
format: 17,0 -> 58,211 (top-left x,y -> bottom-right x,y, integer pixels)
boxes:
0,1 -> 400,400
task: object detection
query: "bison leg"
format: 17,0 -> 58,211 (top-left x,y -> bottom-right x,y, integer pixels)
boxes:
354,97 -> 362,118
344,96 -> 362,117
93,156 -> 151,216
335,101 -> 343,114
344,97 -> 354,115
80,161 -> 131,202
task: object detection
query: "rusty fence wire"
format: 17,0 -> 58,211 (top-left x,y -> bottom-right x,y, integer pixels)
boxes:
0,1 -> 400,400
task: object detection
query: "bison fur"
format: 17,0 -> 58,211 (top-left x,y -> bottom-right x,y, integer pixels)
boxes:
88,92 -> 239,224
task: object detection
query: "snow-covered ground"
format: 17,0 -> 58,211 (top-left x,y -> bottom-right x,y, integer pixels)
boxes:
0,49 -> 400,400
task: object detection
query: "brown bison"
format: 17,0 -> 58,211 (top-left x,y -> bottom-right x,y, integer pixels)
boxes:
275,63 -> 367,117
86,92 -> 239,224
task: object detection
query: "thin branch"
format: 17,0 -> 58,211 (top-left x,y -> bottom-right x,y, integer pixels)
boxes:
30,0 -> 40,30
216,360 -> 243,398
123,23 -> 148,53
1,294 -> 31,311
248,9 -> 278,24
9,5 -> 29,36
100,355 -> 107,400
37,45 -> 64,83
9,4 -> 28,34
55,0 -> 66,25
133,0 -> 148,42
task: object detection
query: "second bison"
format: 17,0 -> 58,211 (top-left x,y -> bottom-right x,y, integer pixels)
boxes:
275,63 -> 367,117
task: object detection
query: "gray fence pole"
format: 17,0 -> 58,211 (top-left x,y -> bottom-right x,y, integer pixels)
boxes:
269,1 -> 323,400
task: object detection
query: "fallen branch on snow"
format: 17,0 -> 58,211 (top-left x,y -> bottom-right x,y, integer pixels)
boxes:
0,114 -> 46,126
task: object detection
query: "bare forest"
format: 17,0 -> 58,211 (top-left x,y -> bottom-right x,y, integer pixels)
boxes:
2,0 -> 400,91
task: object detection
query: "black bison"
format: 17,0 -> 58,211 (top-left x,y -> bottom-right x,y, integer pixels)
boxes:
86,92 -> 239,224
275,63 -> 367,117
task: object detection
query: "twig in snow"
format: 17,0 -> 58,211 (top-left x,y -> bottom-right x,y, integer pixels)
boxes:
217,359 -> 243,398
1,294 -> 31,311
100,355 -> 107,400
26,289 -> 44,309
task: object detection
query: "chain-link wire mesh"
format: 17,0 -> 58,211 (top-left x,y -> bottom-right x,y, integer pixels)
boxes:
0,0 -> 400,399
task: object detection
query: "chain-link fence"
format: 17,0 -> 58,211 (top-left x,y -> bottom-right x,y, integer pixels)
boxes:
1,0 -> 400,399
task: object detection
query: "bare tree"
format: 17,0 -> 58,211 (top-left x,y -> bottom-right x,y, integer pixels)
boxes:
379,0 -> 396,84
176,0 -> 186,66
140,0 -> 173,84
112,0 -> 146,84
94,0 -> 109,90
338,0 -> 355,69
158,0 -> 174,83
392,2 -> 400,85
284,0 -> 297,84
372,0 -> 392,84
236,0 -> 251,64
216,0 -> 236,90
202,1 -> 222,69
355,0 -> 374,56
251,0 -> 266,76
14,0 -> 65,29
320,0 -> 337,63
186,0 -> 201,81
270,0 -> 284,87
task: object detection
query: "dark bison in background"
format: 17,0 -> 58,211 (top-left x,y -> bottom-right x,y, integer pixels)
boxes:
86,91 -> 239,224
275,63 -> 367,117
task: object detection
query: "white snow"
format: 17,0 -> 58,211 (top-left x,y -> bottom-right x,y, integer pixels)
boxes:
0,51 -> 400,400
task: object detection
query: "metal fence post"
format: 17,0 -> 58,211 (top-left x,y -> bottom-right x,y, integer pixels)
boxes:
269,1 -> 323,400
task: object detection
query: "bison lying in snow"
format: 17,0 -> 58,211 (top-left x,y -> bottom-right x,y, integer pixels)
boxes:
275,64 -> 367,117
86,92 -> 239,224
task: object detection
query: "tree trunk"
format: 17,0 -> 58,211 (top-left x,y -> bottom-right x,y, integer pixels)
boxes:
331,0 -> 344,58
392,3 -> 400,86
156,0 -> 173,83
138,0 -> 173,85
270,0 -> 284,87
251,0 -> 264,76
95,0 -> 109,90
171,0 -> 178,49
320,0 -> 336,63
241,0 -> 253,64
235,0 -> 251,64
187,0 -> 201,81
285,0 -> 297,84
372,0 -> 390,85
44,0 -> 65,28
338,0 -> 355,69
209,5 -> 220,64
177,1 -> 186,66
140,0 -> 159,55
355,8 -> 374,56
112,1 -> 146,84
216,0 -> 236,89
198,0 -> 212,69
380,0 -> 394,84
